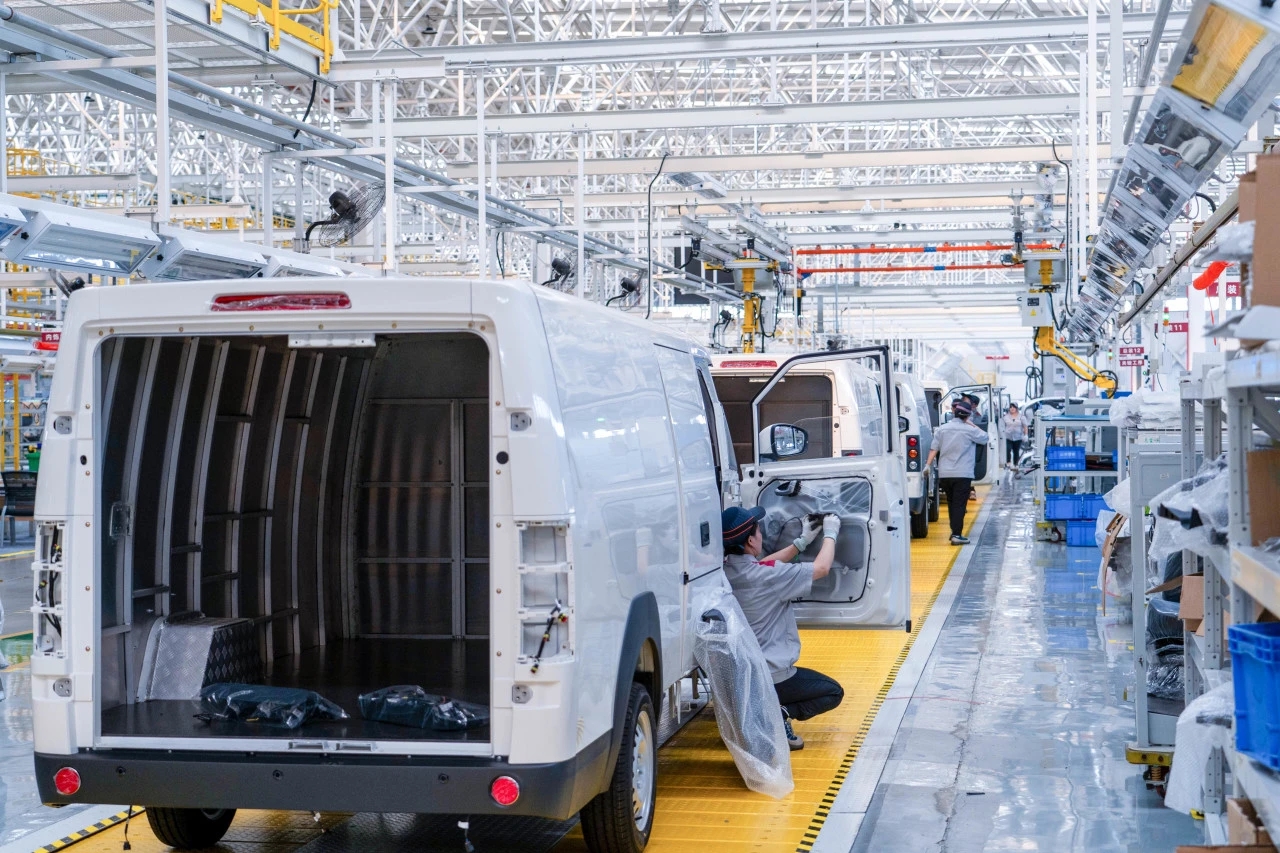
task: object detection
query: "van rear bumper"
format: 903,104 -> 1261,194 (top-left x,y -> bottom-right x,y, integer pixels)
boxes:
35,735 -> 609,820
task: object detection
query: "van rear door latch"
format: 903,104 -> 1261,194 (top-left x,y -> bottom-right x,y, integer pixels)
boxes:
109,502 -> 132,540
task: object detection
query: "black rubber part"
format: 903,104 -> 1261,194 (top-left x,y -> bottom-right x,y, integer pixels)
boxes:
581,683 -> 655,853
910,507 -> 928,539
145,807 -> 236,849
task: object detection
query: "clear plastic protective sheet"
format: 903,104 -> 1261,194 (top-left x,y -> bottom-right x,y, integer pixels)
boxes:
1108,390 -> 1182,430
758,477 -> 872,603
1104,479 -> 1132,519
1146,643 -> 1185,701
198,683 -> 349,729
1099,536 -> 1133,609
694,591 -> 794,799
1149,454 -> 1230,572
357,685 -> 489,731
1166,682 -> 1235,815
1210,221 -> 1255,263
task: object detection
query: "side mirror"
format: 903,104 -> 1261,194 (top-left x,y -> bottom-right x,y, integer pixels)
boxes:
758,423 -> 809,459
898,416 -> 910,433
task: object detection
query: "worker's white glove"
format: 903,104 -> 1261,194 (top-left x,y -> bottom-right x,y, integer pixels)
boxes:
792,516 -> 823,552
822,514 -> 842,541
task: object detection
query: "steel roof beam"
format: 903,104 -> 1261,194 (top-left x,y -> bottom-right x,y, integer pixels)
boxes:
331,12 -> 1185,79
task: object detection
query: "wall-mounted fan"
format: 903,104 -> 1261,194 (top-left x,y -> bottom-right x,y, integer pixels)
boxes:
300,182 -> 385,252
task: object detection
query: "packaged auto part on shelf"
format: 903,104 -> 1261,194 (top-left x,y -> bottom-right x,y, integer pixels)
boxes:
1146,597 -> 1185,701
1165,682 -> 1235,815
357,685 -> 489,731
198,684 -> 348,729
1103,478 -> 1132,523
693,591 -> 794,799
1108,390 -> 1182,430
1149,454 -> 1231,571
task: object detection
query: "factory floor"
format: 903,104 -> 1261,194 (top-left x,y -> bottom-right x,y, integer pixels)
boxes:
0,481 -> 1202,852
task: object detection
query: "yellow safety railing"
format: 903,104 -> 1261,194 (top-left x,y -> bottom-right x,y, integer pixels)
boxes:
210,0 -> 337,73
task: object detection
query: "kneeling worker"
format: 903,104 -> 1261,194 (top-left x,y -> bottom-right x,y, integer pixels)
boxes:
721,506 -> 845,750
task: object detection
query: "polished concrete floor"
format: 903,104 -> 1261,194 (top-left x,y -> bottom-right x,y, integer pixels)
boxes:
0,485 -> 1206,852
848,477 -> 1199,852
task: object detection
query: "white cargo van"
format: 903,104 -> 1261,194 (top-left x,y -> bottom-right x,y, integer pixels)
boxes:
30,279 -> 908,852
894,375 -> 935,539
936,382 -> 1001,486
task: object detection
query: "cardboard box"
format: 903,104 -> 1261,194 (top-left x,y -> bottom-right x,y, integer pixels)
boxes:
1241,170 -> 1258,224
1180,574 -> 1205,633
1248,449 -> 1280,545
1250,155 -> 1280,308
1229,797 -> 1273,846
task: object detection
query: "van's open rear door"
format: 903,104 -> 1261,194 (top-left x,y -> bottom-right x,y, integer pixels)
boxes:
740,347 -> 910,629
939,383 -> 997,485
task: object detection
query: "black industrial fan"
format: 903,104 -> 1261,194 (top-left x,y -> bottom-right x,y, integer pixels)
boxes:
300,182 -> 385,252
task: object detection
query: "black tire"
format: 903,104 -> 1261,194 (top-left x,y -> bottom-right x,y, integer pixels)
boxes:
927,479 -> 940,522
145,807 -> 236,849
910,506 -> 928,539
581,682 -> 657,853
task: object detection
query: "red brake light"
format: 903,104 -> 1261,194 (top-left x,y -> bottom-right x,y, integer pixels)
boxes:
211,293 -> 351,311
718,360 -> 778,369
54,767 -> 80,796
907,436 -> 919,447
491,775 -> 520,807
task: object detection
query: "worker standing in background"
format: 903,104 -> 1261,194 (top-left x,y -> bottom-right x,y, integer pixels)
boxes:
721,506 -> 846,751
927,399 -> 988,545
1000,403 -> 1029,470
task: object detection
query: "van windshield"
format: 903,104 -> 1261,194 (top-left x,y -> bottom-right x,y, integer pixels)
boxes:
711,373 -> 834,462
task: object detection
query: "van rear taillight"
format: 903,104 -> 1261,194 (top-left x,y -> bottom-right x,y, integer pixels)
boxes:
53,767 -> 80,796
907,436 -> 921,472
491,776 -> 520,806
211,293 -> 351,311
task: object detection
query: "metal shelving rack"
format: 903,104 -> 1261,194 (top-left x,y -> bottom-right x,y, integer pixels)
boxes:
1032,407 -> 1120,535
1225,348 -> 1280,840
1180,369 -> 1228,839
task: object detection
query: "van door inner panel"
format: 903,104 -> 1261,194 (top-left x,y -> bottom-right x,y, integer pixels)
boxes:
756,476 -> 872,604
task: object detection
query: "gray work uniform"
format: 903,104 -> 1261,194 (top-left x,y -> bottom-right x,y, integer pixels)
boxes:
933,418 -> 988,478
1000,412 -> 1029,440
723,553 -> 814,683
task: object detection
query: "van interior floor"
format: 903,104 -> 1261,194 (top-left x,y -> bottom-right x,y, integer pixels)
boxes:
5,481 -> 1209,853
99,638 -> 490,743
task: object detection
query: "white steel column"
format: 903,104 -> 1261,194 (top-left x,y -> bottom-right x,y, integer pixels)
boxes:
263,153 -> 274,248
294,159 -> 305,248
0,70 -> 7,195
384,77 -> 397,274
1110,0 -> 1124,161
1087,0 -> 1099,232
154,0 -> 171,224
576,133 -> 585,299
477,69 -> 488,277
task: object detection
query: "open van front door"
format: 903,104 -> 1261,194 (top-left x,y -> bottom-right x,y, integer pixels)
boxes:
939,383 -> 998,485
740,347 -> 910,629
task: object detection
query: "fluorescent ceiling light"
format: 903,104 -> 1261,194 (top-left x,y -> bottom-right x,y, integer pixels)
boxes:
2,209 -> 160,276
139,229 -> 269,281
668,172 -> 729,200
263,250 -> 351,278
0,200 -> 26,245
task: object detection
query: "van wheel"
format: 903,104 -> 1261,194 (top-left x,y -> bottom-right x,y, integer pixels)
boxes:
910,508 -> 928,539
927,483 -> 940,522
581,682 -> 657,853
145,807 -> 236,849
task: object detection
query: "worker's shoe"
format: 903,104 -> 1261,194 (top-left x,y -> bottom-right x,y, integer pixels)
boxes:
783,716 -> 804,750
950,534 -> 970,546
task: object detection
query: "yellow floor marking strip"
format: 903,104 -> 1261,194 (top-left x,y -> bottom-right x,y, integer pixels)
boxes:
2,549 -> 35,560
48,808 -> 349,852
34,809 -> 141,852
553,488 -> 989,852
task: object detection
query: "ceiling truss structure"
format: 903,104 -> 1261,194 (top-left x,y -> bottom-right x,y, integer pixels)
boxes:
0,0 -> 1214,349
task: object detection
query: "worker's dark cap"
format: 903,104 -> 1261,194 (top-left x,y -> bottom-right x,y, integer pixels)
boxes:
952,399 -> 973,416
722,506 -> 766,548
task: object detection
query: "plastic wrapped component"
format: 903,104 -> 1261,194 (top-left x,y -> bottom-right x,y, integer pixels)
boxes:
693,591 -> 794,799
1165,682 -> 1234,815
358,685 -> 489,731
1147,597 -> 1185,643
1146,643 -> 1185,701
1149,454 -> 1231,572
1108,390 -> 1182,430
198,683 -> 348,729
757,477 -> 872,604
1210,221 -> 1255,263
1103,478 -> 1131,517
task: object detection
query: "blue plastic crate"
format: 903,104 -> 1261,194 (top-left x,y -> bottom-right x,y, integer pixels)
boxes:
1079,494 -> 1109,519
1230,622 -> 1280,770
1045,446 -> 1086,471
1065,520 -> 1097,547
1044,494 -> 1082,520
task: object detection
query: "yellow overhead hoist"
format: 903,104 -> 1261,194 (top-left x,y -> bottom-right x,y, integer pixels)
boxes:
703,253 -> 780,354
1023,253 -> 1119,398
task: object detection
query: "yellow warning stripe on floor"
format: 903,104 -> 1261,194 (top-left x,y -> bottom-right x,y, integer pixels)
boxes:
553,488 -> 989,853
35,809 -> 142,852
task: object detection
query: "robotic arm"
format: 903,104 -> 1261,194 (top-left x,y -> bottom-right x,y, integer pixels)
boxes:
1034,326 -> 1118,398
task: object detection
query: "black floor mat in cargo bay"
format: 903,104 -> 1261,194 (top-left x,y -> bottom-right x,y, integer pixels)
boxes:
294,812 -> 578,852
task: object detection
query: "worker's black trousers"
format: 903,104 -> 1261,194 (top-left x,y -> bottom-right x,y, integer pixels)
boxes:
937,476 -> 974,537
1005,439 -> 1023,466
774,666 -> 844,721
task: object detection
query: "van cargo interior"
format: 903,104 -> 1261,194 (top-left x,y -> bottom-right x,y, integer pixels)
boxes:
712,373 -> 834,462
96,333 -> 491,743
